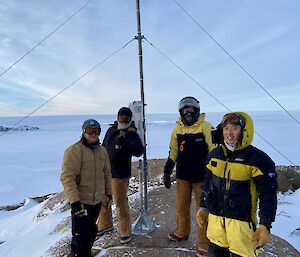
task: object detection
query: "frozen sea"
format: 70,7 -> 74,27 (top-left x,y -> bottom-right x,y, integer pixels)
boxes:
0,111 -> 300,256
0,111 -> 299,206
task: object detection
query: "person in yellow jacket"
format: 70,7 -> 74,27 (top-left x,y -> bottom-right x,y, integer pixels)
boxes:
197,112 -> 277,257
61,119 -> 112,257
163,96 -> 215,257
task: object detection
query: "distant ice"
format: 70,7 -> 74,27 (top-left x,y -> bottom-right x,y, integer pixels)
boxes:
0,111 -> 299,207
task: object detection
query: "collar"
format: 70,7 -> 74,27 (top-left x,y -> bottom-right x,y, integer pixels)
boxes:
117,120 -> 132,130
80,135 -> 100,150
224,140 -> 237,152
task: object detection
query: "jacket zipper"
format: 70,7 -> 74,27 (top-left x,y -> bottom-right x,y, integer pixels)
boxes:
220,160 -> 229,216
223,160 -> 228,179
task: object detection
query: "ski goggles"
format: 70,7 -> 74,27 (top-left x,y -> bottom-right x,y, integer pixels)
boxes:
221,113 -> 245,128
84,127 -> 100,135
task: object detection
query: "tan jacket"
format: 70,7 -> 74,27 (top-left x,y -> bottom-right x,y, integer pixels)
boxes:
61,141 -> 112,205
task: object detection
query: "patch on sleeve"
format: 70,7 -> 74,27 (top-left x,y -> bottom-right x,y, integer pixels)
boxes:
267,172 -> 276,178
234,158 -> 244,162
211,160 -> 218,167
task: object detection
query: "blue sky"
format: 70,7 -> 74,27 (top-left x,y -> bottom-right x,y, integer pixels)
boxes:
0,0 -> 299,116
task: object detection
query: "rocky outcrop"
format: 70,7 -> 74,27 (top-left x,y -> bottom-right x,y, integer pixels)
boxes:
45,159 -> 300,257
0,125 -> 39,132
276,166 -> 300,192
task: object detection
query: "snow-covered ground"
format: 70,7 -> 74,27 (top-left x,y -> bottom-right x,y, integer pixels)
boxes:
0,111 -> 299,256
0,199 -> 68,257
273,190 -> 300,251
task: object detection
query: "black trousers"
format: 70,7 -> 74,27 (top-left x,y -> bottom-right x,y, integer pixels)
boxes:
208,242 -> 242,257
70,203 -> 101,257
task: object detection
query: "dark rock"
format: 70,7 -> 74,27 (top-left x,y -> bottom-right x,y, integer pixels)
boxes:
46,159 -> 300,257
276,166 -> 300,192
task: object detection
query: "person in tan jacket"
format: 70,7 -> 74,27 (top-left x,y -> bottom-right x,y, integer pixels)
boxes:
61,119 -> 112,257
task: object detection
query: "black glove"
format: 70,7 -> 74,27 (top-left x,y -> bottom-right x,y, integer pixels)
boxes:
164,158 -> 175,175
71,201 -> 85,216
163,158 -> 175,189
211,124 -> 222,144
163,173 -> 171,189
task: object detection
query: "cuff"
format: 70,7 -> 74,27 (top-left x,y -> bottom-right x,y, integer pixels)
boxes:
71,201 -> 82,213
259,215 -> 272,232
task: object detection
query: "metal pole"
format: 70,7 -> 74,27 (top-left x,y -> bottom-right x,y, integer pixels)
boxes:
132,0 -> 156,235
136,0 -> 148,211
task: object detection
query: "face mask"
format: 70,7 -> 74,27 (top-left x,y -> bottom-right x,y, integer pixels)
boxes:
117,120 -> 132,130
183,112 -> 193,123
182,111 -> 199,126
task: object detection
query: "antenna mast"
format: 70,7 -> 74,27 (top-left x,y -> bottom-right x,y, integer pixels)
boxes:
132,0 -> 156,235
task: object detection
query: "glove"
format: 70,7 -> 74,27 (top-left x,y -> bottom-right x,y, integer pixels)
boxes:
71,201 -> 86,217
252,224 -> 270,249
211,124 -> 222,144
163,158 -> 175,189
163,174 -> 171,189
164,158 -> 175,175
196,209 -> 208,229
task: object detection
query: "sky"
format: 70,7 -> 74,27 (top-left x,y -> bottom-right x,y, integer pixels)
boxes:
0,0 -> 299,116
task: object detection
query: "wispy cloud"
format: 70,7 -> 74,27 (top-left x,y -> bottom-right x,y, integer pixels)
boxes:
0,0 -> 299,116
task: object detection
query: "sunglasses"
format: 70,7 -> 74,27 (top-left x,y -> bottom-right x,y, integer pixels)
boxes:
84,127 -> 100,135
221,113 -> 245,128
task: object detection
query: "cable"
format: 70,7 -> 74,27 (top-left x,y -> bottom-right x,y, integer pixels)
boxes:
254,132 -> 295,165
144,37 -> 295,165
0,0 -> 93,78
174,0 -> 300,127
0,38 -> 136,137
144,38 -> 231,113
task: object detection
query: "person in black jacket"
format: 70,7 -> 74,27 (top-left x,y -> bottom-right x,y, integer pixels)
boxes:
97,107 -> 144,244
163,96 -> 214,257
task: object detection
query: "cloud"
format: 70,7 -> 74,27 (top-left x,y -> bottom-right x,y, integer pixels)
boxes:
0,0 -> 299,116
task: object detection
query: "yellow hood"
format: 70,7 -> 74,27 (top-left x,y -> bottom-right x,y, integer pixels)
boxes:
232,112 -> 254,150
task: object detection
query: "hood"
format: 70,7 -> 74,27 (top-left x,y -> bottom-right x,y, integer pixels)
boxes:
232,112 -> 254,150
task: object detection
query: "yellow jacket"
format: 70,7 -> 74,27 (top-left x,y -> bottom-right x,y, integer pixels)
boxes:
202,112 -> 277,224
168,113 -> 214,182
201,112 -> 277,257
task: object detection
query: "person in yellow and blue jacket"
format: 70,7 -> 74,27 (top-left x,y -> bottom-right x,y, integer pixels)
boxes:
197,112 -> 277,257
163,96 -> 215,257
